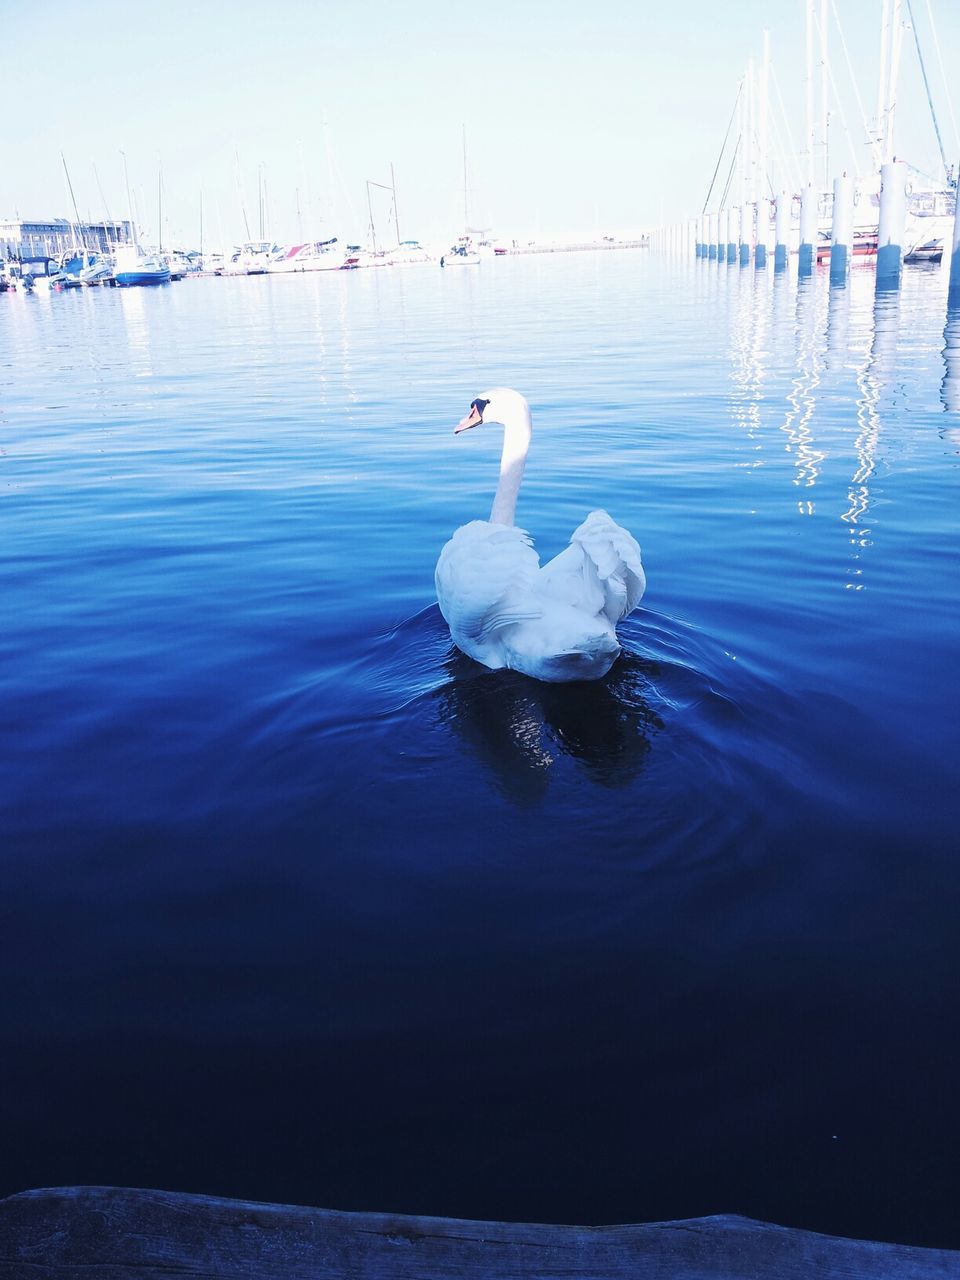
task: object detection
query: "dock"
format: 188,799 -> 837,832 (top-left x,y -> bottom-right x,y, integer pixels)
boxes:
2,1186 -> 960,1278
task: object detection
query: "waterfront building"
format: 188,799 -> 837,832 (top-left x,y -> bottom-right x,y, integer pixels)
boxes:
1,218 -> 134,259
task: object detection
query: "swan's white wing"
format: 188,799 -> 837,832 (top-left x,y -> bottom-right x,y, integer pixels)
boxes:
435,521 -> 542,666
539,509 -> 645,626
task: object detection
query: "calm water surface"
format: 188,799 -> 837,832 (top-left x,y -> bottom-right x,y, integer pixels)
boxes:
2,253 -> 959,1248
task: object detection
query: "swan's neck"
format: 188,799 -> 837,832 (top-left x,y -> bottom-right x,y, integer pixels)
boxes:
490,406 -> 532,526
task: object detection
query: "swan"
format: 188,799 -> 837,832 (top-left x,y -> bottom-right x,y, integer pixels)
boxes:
435,388 -> 645,682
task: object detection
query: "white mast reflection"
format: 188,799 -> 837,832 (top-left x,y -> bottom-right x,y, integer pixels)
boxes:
728,272 -> 769,463
843,289 -> 901,588
778,276 -> 828,511
117,284 -> 155,378
941,306 -> 960,414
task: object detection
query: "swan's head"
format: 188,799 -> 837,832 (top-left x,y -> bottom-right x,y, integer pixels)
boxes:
454,388 -> 531,435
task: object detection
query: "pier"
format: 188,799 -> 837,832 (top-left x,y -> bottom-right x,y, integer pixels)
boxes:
2,1187 -> 960,1279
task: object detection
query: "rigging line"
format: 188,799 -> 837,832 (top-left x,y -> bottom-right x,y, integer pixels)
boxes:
93,163 -> 113,229
766,89 -> 798,196
813,6 -> 862,180
905,0 -> 948,179
718,136 -> 741,211
702,81 -> 743,214
770,63 -> 803,193
828,0 -> 881,170
923,0 -> 960,158
906,160 -> 946,184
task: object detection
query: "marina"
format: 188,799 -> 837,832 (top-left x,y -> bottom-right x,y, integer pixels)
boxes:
2,247 -> 960,1254
653,0 -> 959,296
3,0 -> 960,1271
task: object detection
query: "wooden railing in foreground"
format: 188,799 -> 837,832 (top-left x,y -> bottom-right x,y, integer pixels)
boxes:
2,1185 -> 959,1278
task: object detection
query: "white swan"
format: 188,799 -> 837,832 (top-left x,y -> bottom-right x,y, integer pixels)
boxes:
435,388 -> 645,682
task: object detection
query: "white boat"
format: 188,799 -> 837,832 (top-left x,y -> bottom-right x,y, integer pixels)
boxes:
266,239 -> 342,273
814,178 -> 955,266
79,253 -> 114,285
200,252 -> 226,275
386,239 -> 434,265
903,187 -> 956,263
440,245 -> 480,267
162,249 -> 195,280
235,240 -> 276,274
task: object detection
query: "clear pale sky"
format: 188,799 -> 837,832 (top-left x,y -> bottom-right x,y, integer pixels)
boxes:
2,0 -> 958,249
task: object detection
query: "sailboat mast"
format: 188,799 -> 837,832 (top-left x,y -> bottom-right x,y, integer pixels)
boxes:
93,163 -> 114,248
877,0 -> 891,157
61,152 -> 83,257
820,0 -> 829,187
391,162 -> 400,246
462,124 -> 469,231
738,71 -> 746,209
121,150 -> 139,248
235,152 -> 251,241
904,0 -> 948,180
886,0 -> 904,162
158,166 -> 163,254
366,181 -> 377,255
745,59 -> 755,210
805,0 -> 815,186
759,33 -> 769,202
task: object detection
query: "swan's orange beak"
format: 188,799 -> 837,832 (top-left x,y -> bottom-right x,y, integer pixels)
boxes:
454,404 -> 483,434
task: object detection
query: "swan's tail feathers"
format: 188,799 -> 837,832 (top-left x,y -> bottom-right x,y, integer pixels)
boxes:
503,611 -> 622,682
518,635 -> 622,683
568,510 -> 645,626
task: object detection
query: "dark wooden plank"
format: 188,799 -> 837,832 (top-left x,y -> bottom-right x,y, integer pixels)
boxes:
1,1186 -> 959,1279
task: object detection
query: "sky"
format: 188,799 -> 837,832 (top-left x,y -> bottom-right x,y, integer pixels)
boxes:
2,0 -> 959,250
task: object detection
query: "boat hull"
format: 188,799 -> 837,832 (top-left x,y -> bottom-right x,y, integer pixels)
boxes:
115,270 -> 171,287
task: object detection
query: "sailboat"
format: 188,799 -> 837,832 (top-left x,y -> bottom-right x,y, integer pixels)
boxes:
441,128 -> 484,267
52,154 -> 108,287
114,153 -> 171,287
814,0 -> 956,265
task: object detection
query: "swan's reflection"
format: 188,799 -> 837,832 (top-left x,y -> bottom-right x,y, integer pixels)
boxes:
941,306 -> 960,413
434,647 -> 662,804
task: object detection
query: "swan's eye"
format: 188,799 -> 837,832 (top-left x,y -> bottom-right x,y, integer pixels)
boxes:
471,398 -> 490,420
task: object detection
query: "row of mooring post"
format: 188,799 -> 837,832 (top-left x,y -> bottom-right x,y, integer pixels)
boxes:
684,159 -> 944,295
680,166 -> 959,303
876,161 -> 908,290
657,170 -> 960,415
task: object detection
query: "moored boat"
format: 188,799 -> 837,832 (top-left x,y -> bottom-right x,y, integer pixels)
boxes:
113,244 -> 171,286
79,253 -> 114,285
266,238 -> 341,273
236,240 -> 276,274
440,245 -> 480,266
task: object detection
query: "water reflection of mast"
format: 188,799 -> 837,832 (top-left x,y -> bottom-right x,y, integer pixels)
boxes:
117,284 -> 153,376
779,276 -> 827,511
825,279 -> 850,371
941,307 -> 960,413
843,290 -> 900,587
728,272 -> 768,457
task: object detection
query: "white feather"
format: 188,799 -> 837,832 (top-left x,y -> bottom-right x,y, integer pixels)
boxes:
436,392 -> 646,683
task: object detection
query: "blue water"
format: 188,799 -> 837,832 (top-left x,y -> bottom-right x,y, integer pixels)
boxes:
2,255 -> 959,1249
